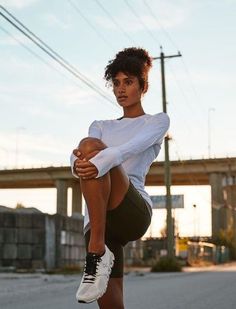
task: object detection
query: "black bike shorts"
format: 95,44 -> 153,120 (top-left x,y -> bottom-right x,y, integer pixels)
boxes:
84,181 -> 152,278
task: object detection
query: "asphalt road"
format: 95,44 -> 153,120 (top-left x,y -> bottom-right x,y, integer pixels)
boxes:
1,263 -> 236,309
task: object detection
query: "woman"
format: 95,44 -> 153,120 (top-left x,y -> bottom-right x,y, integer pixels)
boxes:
70,47 -> 170,308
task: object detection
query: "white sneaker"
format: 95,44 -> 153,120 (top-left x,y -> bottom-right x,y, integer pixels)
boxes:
76,245 -> 115,303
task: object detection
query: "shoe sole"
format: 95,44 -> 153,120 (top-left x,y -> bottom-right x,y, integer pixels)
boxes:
77,251 -> 115,304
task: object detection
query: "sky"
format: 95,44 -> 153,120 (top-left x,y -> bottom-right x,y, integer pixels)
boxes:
0,0 -> 235,237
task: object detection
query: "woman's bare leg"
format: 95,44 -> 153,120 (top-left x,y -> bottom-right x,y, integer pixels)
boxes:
78,137 -> 129,254
80,173 -> 110,254
97,278 -> 124,309
76,137 -> 128,308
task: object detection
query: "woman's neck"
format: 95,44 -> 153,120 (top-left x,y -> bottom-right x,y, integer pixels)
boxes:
122,105 -> 145,118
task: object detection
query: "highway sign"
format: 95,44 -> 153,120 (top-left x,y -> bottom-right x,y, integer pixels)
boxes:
150,195 -> 184,209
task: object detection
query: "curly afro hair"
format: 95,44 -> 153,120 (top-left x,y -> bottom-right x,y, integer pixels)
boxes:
104,47 -> 152,93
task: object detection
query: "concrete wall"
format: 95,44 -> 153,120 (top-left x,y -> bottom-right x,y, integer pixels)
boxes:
53,214 -> 85,269
0,212 -> 85,270
0,212 -> 143,271
124,239 -> 144,266
0,212 -> 45,269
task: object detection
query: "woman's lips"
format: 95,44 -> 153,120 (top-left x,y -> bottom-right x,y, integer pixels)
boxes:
118,96 -> 128,100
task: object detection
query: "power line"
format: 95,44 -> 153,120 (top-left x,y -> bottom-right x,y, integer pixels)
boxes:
141,1 -> 206,116
171,139 -> 211,205
0,5 -> 114,104
167,57 -> 208,135
123,0 -> 161,46
67,0 -> 116,52
0,24 -> 114,103
166,61 -> 206,127
142,0 -> 180,51
180,57 -> 204,103
166,61 -> 199,113
0,25 -> 84,89
0,5 -> 116,107
94,0 -> 137,46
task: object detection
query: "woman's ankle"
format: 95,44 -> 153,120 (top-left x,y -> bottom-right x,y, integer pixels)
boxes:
88,241 -> 105,255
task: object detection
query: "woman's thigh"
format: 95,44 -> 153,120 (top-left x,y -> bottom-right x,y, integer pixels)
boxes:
106,181 -> 152,245
85,183 -> 151,278
107,165 -> 130,211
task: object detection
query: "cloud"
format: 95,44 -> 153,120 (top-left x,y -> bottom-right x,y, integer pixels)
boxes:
167,68 -> 236,90
52,77 -> 115,107
42,13 -> 72,30
1,0 -> 38,9
54,85 -> 97,106
143,0 -> 191,29
0,56 -> 34,72
93,1 -> 191,33
0,130 -> 71,169
0,32 -> 31,46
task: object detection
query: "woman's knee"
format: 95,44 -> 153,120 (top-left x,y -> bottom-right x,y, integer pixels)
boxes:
79,137 -> 107,158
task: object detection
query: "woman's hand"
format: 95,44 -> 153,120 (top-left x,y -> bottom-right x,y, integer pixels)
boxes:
73,149 -> 99,179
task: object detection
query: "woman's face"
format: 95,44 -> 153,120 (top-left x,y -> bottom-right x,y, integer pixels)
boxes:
112,72 -> 143,108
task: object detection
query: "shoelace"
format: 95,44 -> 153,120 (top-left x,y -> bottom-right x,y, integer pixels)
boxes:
82,253 -> 102,283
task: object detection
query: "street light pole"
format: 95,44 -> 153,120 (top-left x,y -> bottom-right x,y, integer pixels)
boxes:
193,204 -> 197,239
15,126 -> 26,168
208,108 -> 215,158
0,146 -> 9,168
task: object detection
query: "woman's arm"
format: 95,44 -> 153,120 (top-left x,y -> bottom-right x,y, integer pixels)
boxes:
90,113 -> 170,178
70,121 -> 102,178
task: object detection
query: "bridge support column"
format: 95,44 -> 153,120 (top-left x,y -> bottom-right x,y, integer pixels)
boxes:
223,183 -> 236,256
55,179 -> 68,216
71,181 -> 82,214
209,173 -> 226,238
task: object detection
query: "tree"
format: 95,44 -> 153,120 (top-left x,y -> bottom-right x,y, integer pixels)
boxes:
15,202 -> 25,209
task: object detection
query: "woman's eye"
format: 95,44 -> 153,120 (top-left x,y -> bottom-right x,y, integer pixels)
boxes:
126,80 -> 132,85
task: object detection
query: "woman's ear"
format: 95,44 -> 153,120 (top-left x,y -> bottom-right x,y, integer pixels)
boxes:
143,82 -> 148,94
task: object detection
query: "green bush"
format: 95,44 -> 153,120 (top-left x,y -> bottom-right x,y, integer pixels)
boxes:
151,256 -> 182,272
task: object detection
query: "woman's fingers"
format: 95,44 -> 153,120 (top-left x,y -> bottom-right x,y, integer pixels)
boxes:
73,148 -> 80,156
75,160 -> 98,178
85,150 -> 100,160
76,166 -> 96,175
80,172 -> 98,179
73,148 -> 84,160
75,160 -> 92,169
80,173 -> 98,180
73,149 -> 100,178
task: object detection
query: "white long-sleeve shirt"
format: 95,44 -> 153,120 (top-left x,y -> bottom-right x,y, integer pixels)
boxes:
70,112 -> 170,231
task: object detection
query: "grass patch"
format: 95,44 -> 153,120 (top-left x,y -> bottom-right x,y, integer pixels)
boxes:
151,256 -> 182,272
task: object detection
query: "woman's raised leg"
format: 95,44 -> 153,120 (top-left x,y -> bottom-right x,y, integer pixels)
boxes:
76,137 -> 129,255
74,137 -> 128,307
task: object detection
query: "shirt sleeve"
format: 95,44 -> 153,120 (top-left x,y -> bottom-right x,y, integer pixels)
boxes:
89,113 -> 170,178
70,120 -> 102,178
88,120 -> 102,139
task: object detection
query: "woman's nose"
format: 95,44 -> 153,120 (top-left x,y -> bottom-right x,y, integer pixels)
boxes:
118,84 -> 126,93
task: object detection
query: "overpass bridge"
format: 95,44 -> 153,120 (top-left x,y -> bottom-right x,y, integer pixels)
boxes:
0,157 -> 236,237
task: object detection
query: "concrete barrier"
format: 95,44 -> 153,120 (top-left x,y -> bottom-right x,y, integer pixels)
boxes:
0,212 -> 85,270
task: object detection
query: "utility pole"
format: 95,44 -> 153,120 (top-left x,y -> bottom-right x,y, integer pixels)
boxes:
153,47 -> 182,258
